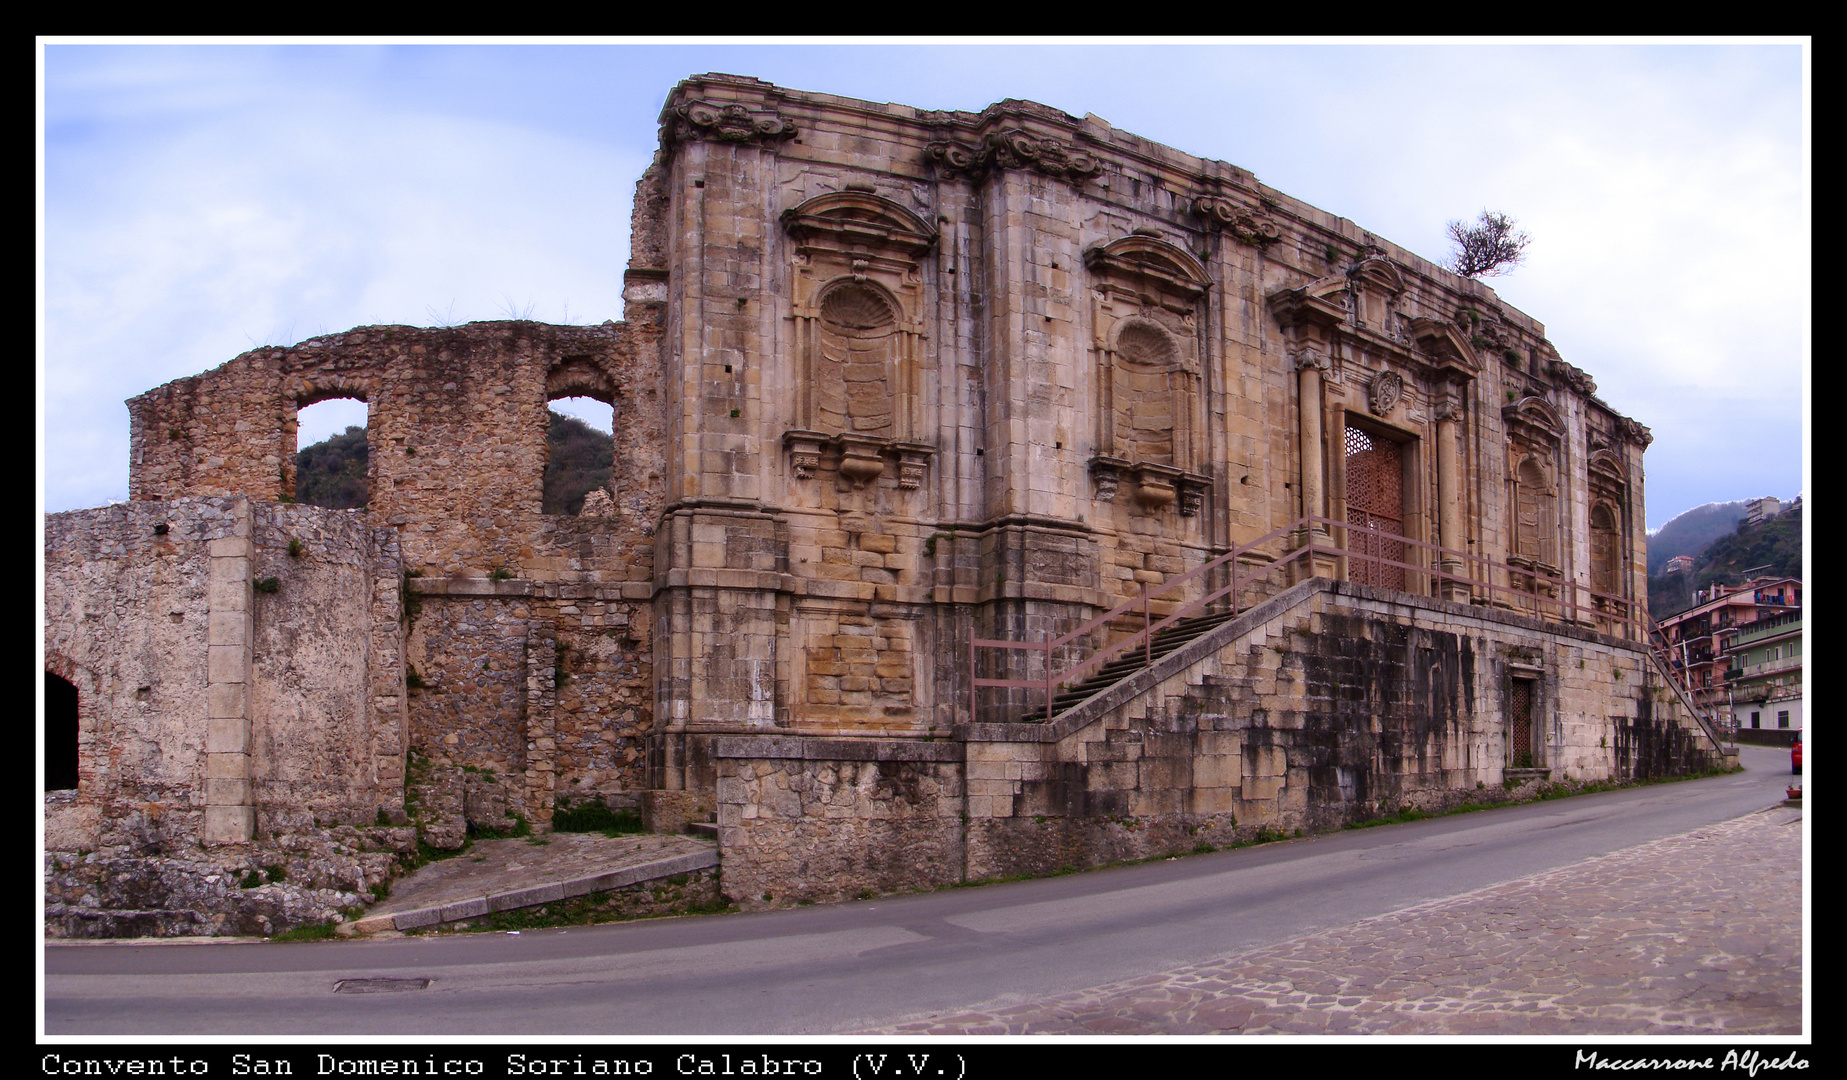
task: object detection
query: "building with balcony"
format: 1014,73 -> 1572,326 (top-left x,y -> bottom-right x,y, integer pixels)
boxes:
1657,576 -> 1801,717
1727,609 -> 1802,736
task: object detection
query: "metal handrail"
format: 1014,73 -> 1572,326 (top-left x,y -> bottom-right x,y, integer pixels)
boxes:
970,514 -> 1664,725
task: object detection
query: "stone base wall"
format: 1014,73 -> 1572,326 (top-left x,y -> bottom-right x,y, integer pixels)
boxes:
713,737 -> 964,909
45,821 -> 416,939
713,579 -> 1731,906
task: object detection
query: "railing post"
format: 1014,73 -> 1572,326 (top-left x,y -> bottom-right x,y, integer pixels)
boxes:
1045,637 -> 1054,724
1143,586 -> 1152,669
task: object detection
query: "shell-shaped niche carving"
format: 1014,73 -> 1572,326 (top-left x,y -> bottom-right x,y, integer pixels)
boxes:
819,282 -> 897,333
1115,320 -> 1177,367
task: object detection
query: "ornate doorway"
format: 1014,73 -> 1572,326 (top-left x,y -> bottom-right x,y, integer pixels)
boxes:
1345,424 -> 1405,590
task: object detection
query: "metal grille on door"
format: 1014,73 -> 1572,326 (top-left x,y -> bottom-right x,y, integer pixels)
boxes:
1510,679 -> 1534,766
1345,425 -> 1406,589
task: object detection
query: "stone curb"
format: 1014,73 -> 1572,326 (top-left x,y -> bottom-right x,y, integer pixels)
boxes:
352,848 -> 720,934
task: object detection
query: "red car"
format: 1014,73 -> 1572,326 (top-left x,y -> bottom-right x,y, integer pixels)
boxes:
1792,735 -> 1802,776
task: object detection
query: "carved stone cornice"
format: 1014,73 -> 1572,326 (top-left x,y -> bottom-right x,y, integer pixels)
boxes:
1190,196 -> 1282,245
926,128 -> 1103,185
1617,417 -> 1653,448
1548,358 -> 1597,398
665,100 -> 797,147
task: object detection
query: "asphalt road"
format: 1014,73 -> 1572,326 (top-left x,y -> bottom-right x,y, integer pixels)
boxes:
43,744 -> 1794,1037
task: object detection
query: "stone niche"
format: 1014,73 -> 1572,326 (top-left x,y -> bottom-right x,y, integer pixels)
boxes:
1084,234 -> 1212,519
780,190 -> 938,502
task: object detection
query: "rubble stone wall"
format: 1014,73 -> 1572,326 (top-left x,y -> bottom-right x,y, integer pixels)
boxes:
44,498 -> 411,935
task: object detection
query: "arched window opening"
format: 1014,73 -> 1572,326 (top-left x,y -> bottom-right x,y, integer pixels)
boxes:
295,397 -> 370,509
545,396 -> 614,516
45,672 -> 78,791
1590,503 -> 1620,600
814,281 -> 899,438
1513,457 -> 1556,567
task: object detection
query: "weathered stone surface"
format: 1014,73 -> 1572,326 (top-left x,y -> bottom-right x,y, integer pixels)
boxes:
46,75 -> 1711,930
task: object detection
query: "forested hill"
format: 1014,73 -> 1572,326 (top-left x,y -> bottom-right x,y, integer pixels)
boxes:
293,412 -> 614,515
1645,500 -> 1746,575
1646,503 -> 1802,618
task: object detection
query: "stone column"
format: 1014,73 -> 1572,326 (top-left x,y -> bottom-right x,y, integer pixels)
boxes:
1294,348 -> 1339,580
1435,393 -> 1470,602
204,497 -> 255,844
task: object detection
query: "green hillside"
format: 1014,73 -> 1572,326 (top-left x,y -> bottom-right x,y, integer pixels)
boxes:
294,411 -> 614,515
1647,504 -> 1801,618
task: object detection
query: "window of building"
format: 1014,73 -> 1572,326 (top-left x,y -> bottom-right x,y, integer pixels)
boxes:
295,397 -> 369,509
1751,711 -> 1760,729
544,396 -> 615,515
1778,711 -> 1790,729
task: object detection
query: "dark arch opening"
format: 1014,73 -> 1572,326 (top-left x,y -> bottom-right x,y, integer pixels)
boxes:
45,672 -> 78,791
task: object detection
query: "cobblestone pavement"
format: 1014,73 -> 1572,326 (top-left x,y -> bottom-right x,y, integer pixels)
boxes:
865,806 -> 1804,1036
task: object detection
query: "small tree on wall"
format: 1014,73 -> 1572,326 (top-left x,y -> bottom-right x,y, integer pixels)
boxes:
1445,210 -> 1532,278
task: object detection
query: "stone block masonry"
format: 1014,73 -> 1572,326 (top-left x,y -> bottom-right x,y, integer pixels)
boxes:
51,74 -> 1697,930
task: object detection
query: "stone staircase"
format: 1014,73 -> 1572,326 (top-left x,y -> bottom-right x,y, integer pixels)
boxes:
1037,607 -> 1242,722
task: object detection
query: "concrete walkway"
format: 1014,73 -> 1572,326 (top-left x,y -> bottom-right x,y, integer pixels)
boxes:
351,832 -> 718,935
863,804 -> 1805,1036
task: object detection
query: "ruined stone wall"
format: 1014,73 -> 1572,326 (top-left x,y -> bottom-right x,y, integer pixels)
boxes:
247,502 -> 404,833
124,319 -> 667,817
46,499 -> 231,854
44,498 -> 410,936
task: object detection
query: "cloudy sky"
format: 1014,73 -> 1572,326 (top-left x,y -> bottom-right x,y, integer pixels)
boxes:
40,40 -> 1807,531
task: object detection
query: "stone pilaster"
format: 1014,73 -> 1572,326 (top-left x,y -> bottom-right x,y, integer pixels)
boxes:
203,497 -> 254,843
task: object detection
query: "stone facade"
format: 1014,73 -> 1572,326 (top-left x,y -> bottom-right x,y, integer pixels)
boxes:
47,75 -> 1721,929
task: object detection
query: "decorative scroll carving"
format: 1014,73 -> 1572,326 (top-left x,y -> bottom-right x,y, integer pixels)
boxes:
1178,480 -> 1206,517
1368,370 -> 1404,415
1548,358 -> 1597,397
926,129 -> 1102,183
1432,394 -> 1464,424
1291,346 -> 1331,373
894,443 -> 934,490
783,430 -> 828,482
1089,456 -> 1128,502
667,100 -> 797,146
1617,417 -> 1653,448
782,430 -> 935,492
1190,196 -> 1282,245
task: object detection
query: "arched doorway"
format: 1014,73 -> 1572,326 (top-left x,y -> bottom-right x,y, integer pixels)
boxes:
45,671 -> 78,791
